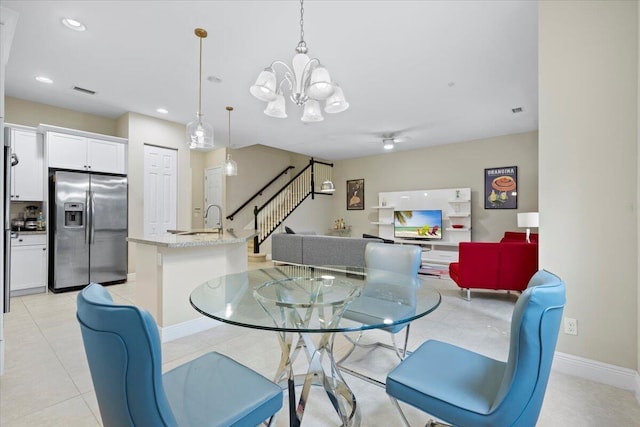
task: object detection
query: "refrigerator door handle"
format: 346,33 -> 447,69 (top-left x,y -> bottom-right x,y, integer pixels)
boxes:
85,191 -> 91,245
90,191 -> 96,244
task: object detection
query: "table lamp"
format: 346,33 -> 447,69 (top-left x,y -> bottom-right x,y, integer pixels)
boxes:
517,212 -> 539,243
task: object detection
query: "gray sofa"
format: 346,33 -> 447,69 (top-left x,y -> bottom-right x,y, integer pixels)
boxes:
271,233 -> 383,268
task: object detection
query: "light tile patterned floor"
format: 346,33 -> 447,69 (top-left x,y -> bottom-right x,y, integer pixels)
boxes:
1,261 -> 639,426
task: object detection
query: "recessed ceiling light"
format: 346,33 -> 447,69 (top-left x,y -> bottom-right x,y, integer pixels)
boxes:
61,18 -> 86,31
35,76 -> 53,84
156,108 -> 169,114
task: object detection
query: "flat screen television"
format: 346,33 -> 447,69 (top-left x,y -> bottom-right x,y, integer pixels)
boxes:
394,209 -> 442,240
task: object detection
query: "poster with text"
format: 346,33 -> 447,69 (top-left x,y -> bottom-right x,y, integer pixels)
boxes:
484,166 -> 518,209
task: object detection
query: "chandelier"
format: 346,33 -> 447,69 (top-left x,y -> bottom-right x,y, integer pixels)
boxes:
186,28 -> 214,151
249,0 -> 349,122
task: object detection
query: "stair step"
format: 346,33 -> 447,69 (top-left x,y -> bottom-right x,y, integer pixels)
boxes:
248,252 -> 267,262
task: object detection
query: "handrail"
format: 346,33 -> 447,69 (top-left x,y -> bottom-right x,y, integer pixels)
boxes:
226,165 -> 295,220
255,159 -> 332,216
252,158 -> 333,253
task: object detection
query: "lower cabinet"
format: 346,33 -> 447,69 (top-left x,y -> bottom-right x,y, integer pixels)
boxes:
10,234 -> 47,296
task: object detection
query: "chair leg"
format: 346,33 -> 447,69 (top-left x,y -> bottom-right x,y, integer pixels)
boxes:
390,324 -> 411,360
389,396 -> 412,427
264,414 -> 277,426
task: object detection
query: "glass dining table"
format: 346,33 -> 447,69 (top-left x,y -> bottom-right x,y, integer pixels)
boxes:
190,265 -> 441,427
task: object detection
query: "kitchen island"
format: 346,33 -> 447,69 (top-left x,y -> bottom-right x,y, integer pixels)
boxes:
127,229 -> 256,342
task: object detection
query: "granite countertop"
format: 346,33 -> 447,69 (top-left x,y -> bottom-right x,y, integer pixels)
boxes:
127,229 -> 257,248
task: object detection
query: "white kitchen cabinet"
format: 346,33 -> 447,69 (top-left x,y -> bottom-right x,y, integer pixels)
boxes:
9,127 -> 43,201
47,131 -> 127,174
10,234 -> 47,295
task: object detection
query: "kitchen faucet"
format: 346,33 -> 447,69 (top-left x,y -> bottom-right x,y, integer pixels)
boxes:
204,203 -> 223,233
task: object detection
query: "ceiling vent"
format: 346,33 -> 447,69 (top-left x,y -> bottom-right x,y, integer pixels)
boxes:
73,86 -> 96,95
512,107 -> 523,113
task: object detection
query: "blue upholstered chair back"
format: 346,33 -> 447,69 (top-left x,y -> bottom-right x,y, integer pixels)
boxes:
77,283 -> 177,427
492,270 -> 566,425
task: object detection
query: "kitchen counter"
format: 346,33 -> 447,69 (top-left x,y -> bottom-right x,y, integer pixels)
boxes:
127,229 -> 255,248
128,229 -> 256,342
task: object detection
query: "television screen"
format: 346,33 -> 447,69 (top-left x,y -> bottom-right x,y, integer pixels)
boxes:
394,210 -> 442,240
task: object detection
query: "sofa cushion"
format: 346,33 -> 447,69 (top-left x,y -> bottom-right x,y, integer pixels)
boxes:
272,233 -> 303,264
302,236 -> 373,268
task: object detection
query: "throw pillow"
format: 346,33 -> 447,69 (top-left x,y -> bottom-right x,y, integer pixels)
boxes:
285,226 -> 295,234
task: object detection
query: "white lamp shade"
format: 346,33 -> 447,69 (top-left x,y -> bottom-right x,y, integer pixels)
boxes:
517,212 -> 539,228
324,85 -> 349,113
264,93 -> 287,118
301,100 -> 324,122
249,69 -> 277,102
186,116 -> 214,151
307,66 -> 335,100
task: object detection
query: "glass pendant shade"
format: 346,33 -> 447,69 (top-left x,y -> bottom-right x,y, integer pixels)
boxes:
307,66 -> 335,100
224,153 -> 238,176
186,115 -> 214,150
264,93 -> 288,118
324,86 -> 350,114
320,180 -> 335,193
250,69 -> 277,102
301,99 -> 324,122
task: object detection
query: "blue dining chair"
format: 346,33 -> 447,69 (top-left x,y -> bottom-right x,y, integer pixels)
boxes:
340,242 -> 422,361
77,283 -> 282,427
386,270 -> 566,426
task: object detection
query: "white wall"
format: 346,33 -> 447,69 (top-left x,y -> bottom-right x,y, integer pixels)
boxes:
122,112 -> 193,274
540,0 -> 638,369
330,131 -> 538,242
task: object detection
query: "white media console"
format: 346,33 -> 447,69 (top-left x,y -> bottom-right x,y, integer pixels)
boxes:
372,188 -> 472,265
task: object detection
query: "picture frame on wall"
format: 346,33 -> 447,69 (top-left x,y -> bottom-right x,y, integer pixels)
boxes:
347,179 -> 365,210
484,166 -> 518,209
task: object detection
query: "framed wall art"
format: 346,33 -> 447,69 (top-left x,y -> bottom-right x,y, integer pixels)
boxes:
484,166 -> 518,209
346,179 -> 364,210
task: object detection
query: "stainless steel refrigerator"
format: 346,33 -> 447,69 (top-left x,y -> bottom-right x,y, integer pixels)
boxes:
49,170 -> 128,292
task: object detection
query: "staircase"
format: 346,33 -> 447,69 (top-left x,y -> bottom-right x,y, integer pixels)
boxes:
252,159 -> 333,254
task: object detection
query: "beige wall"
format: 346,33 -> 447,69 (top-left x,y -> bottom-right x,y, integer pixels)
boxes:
123,112 -> 192,274
331,131 -> 539,242
5,96 -> 117,135
540,0 -> 638,369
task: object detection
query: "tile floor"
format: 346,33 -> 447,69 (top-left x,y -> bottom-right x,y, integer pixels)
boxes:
1,262 -> 639,426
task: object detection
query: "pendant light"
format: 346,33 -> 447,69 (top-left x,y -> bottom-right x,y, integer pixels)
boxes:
186,28 -> 214,151
224,106 -> 238,176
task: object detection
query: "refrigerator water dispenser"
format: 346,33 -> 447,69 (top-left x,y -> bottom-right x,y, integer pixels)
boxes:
64,203 -> 84,227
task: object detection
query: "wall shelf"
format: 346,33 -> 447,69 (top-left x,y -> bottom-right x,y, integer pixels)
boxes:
374,188 -> 472,264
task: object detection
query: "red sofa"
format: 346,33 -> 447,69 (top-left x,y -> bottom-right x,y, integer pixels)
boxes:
449,232 -> 538,300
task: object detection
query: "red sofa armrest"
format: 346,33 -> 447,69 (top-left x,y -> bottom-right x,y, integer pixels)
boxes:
450,242 -> 501,288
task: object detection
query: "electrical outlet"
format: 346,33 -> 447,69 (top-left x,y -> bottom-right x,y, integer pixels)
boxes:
564,317 -> 578,336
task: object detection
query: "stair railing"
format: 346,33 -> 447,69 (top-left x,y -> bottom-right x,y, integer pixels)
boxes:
253,158 -> 333,253
226,165 -> 295,221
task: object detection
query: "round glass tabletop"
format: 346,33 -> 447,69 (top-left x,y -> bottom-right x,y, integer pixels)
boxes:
190,265 -> 441,333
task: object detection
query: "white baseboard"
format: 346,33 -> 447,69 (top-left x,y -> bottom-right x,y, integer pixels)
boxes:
553,351 -> 638,394
126,272 -> 136,282
159,317 -> 222,343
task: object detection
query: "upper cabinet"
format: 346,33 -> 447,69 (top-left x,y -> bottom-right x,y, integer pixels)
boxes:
45,128 -> 127,175
9,126 -> 43,201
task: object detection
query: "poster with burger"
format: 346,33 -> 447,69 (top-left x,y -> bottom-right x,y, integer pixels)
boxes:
484,166 -> 518,209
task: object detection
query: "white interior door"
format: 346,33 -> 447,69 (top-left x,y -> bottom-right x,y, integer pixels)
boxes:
204,167 -> 223,229
144,145 -> 177,236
